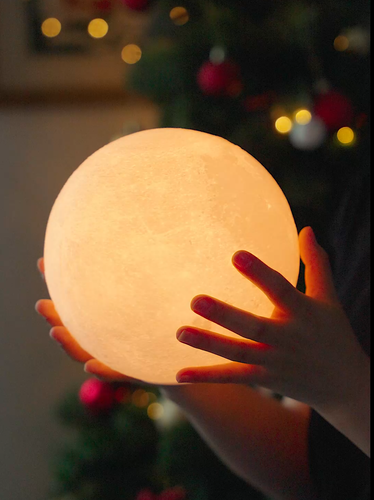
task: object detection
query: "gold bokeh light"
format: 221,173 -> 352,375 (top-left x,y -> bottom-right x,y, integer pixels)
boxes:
131,388 -> 149,407
170,6 -> 189,25
336,126 -> 355,145
275,116 -> 292,134
294,109 -> 312,125
121,44 -> 142,64
88,18 -> 109,39
147,402 -> 164,420
41,18 -> 61,38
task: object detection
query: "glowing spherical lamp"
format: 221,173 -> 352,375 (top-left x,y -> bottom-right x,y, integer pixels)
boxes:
44,128 -> 299,385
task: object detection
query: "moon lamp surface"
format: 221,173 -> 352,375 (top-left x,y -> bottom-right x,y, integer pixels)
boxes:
44,128 -> 300,385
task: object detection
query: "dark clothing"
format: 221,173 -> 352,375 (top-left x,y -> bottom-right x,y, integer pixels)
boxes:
308,173 -> 370,499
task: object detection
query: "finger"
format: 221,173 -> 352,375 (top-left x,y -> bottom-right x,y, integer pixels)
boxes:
176,362 -> 268,385
299,227 -> 339,304
37,257 -> 45,277
232,251 -> 302,313
50,326 -> 92,363
84,359 -> 137,383
190,295 -> 279,345
35,299 -> 64,327
176,326 -> 272,364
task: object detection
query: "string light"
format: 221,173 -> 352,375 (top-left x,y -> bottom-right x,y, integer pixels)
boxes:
169,6 -> 189,26
336,126 -> 355,145
275,116 -> 292,134
294,109 -> 312,125
41,18 -> 61,38
121,44 -> 142,64
88,18 -> 109,39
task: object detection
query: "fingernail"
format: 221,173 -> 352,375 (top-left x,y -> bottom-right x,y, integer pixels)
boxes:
233,251 -> 253,269
176,374 -> 192,383
176,328 -> 197,346
37,261 -> 45,280
176,328 -> 188,342
191,297 -> 213,315
84,363 -> 93,373
49,328 -> 61,344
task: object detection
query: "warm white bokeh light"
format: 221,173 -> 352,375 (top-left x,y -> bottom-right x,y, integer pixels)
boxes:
41,18 -> 61,38
294,109 -> 312,125
88,18 -> 109,39
147,403 -> 164,420
121,44 -> 142,64
336,126 -> 355,145
169,6 -> 189,25
275,116 -> 292,134
44,128 -> 299,385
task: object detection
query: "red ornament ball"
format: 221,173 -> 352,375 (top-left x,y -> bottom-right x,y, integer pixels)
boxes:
197,60 -> 242,97
79,377 -> 116,413
121,0 -> 150,11
136,489 -> 155,500
313,90 -> 354,131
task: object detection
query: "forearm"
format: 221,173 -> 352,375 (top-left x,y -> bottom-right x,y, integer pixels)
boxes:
162,384 -> 315,500
316,353 -> 371,457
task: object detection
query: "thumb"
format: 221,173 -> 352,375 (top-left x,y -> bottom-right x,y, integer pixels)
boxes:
299,226 -> 339,304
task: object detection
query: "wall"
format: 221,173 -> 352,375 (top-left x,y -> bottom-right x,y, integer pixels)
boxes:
0,101 -> 159,500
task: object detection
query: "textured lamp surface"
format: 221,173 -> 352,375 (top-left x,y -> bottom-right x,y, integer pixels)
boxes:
44,128 -> 299,384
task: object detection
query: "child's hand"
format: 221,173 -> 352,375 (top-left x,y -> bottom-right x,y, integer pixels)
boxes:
35,258 -> 135,383
175,227 -> 369,415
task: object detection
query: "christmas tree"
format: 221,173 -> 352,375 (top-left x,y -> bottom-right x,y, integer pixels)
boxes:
47,0 -> 369,499
50,378 -> 266,500
125,0 -> 369,251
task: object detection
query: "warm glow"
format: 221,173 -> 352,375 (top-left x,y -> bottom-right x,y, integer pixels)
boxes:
294,109 -> 312,125
41,18 -> 61,38
88,18 -> 109,39
334,35 -> 349,51
147,403 -> 164,420
44,128 -> 299,384
121,44 -> 142,64
275,116 -> 292,134
336,126 -> 355,145
169,6 -> 189,25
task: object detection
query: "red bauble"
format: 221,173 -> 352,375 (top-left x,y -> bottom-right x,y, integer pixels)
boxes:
313,90 -> 354,131
79,377 -> 116,413
136,489 -> 155,500
121,0 -> 150,11
197,60 -> 242,97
